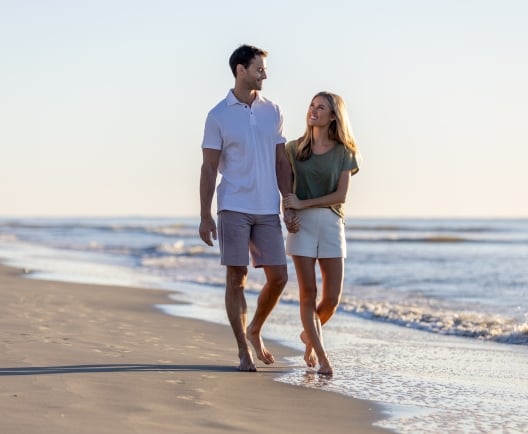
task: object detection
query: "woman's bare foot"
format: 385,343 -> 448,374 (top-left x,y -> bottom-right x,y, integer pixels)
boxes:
317,355 -> 333,376
246,325 -> 275,364
300,331 -> 317,368
238,349 -> 257,372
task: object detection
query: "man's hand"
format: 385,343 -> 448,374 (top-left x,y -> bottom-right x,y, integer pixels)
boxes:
283,208 -> 300,233
199,216 -> 217,246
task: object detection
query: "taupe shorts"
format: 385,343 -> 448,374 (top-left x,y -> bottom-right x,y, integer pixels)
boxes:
218,210 -> 286,267
286,208 -> 346,258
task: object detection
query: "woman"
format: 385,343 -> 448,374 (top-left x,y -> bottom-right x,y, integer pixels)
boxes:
283,91 -> 359,375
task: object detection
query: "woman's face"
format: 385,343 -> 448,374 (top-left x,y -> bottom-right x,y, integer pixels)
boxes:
307,95 -> 335,128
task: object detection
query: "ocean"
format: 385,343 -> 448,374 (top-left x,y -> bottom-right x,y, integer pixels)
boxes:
0,216 -> 527,433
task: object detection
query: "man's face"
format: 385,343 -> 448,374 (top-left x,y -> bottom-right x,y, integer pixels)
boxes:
240,55 -> 267,90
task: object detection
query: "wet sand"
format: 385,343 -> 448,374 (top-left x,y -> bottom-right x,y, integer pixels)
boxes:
0,264 -> 389,433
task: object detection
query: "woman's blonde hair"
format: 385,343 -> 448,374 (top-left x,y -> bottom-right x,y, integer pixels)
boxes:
295,91 -> 358,161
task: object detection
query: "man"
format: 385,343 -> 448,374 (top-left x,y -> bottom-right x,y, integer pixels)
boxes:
199,44 -> 298,371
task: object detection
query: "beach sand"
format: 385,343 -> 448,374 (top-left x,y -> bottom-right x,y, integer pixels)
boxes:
0,264 -> 389,434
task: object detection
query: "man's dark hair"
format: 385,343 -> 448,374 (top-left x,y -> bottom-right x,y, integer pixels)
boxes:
229,44 -> 268,77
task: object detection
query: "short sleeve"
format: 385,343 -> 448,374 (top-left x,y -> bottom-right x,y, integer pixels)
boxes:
342,149 -> 360,176
276,107 -> 287,144
201,113 -> 223,150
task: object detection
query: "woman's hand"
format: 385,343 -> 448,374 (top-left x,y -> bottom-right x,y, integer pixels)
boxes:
283,193 -> 304,210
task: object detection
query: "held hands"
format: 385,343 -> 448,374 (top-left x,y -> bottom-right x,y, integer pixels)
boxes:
282,193 -> 303,210
199,216 -> 217,246
283,208 -> 300,233
283,193 -> 304,233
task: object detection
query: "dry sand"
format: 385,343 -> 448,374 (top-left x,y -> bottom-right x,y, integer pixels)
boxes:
0,264 -> 390,433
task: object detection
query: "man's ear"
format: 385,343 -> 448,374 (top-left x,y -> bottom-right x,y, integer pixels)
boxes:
236,63 -> 245,77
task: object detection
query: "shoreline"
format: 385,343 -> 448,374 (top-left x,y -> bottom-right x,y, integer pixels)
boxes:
0,263 -> 390,433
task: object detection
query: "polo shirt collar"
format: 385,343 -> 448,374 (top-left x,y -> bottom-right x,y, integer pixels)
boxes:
226,89 -> 263,106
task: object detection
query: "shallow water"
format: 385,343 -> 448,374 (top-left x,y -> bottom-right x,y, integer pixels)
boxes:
159,284 -> 528,434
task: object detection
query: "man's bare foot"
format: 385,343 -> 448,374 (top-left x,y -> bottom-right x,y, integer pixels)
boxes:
238,349 -> 257,372
300,331 -> 317,368
246,325 -> 275,364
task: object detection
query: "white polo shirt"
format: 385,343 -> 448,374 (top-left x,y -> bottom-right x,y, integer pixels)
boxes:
201,90 -> 287,214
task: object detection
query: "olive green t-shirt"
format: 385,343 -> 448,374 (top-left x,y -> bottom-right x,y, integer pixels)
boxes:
285,140 -> 359,219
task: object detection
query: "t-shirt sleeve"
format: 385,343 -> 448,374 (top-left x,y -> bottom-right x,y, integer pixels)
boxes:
342,149 -> 360,176
201,112 -> 222,150
276,107 -> 287,144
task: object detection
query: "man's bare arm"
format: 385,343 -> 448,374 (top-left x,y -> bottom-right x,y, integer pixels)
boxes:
276,143 -> 300,233
199,148 -> 221,246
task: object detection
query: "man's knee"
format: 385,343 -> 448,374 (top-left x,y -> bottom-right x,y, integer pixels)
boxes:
227,266 -> 248,289
266,265 -> 288,289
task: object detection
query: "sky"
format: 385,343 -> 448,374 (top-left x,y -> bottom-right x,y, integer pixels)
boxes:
1,0 -> 527,218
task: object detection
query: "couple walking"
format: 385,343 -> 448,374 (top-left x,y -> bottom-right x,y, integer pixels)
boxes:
199,44 -> 359,376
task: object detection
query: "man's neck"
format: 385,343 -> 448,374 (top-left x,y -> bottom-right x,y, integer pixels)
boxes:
232,87 -> 257,106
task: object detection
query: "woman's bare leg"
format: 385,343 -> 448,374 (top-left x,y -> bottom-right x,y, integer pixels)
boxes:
298,257 -> 343,374
317,257 -> 344,325
293,256 -> 332,374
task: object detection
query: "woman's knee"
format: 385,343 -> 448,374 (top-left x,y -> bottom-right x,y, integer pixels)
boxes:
319,293 -> 340,312
299,285 -> 318,304
300,296 -> 317,311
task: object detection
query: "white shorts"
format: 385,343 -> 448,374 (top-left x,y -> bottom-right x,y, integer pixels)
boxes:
286,208 -> 346,258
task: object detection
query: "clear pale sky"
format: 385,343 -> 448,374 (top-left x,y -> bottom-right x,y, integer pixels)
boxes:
2,0 -> 527,218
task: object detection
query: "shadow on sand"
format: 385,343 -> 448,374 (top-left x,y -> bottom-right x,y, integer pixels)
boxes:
0,363 -> 290,376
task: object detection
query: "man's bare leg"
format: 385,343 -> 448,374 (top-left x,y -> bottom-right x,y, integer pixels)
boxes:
246,264 -> 287,365
225,266 -> 256,371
